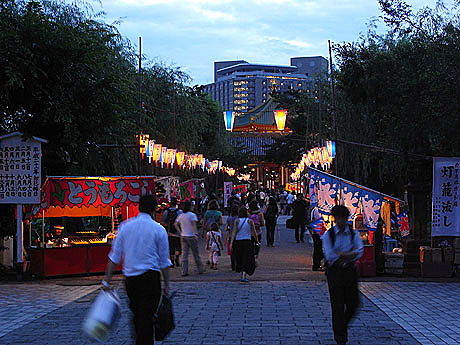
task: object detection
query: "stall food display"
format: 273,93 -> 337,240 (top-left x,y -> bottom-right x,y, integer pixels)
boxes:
29,176 -> 156,277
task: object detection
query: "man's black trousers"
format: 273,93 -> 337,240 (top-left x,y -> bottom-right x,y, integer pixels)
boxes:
326,265 -> 360,344
294,219 -> 305,242
312,233 -> 324,269
125,270 -> 162,345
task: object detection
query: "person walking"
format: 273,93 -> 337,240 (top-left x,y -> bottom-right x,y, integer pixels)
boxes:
174,200 -> 205,277
310,206 -> 325,271
249,200 -> 265,257
264,197 -> 279,247
160,198 -> 182,268
103,195 -> 171,345
224,205 -> 239,270
231,207 -> 259,282
292,193 -> 307,243
279,190 -> 287,215
202,200 -> 223,238
323,205 -> 363,345
286,191 -> 295,215
206,222 -> 224,270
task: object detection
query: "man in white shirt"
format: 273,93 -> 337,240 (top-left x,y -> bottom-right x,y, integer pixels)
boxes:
103,195 -> 171,345
286,191 -> 295,215
174,200 -> 205,276
323,205 -> 363,345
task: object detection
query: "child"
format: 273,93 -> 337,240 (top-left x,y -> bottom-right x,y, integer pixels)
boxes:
206,222 -> 223,270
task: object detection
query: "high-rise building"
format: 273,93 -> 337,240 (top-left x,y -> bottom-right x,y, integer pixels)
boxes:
203,56 -> 328,115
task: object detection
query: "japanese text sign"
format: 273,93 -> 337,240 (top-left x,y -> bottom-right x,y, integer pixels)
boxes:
0,133 -> 45,204
432,157 -> 460,237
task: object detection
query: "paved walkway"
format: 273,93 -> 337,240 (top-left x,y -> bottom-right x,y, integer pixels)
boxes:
360,282 -> 460,345
0,218 -> 459,344
0,283 -> 99,338
0,281 -> 424,345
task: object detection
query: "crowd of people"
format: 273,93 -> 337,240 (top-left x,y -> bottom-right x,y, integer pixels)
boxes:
103,192 -> 364,345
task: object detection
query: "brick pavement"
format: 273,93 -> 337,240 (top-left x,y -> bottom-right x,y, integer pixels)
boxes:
0,281 -> 422,345
360,282 -> 460,345
0,283 -> 99,338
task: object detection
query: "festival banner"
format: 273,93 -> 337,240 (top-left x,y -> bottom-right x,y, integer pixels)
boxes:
432,157 -> 460,237
223,181 -> 233,207
361,192 -> 383,231
179,181 -> 195,201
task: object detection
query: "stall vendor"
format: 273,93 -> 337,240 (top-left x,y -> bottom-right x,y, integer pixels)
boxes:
45,225 -> 64,245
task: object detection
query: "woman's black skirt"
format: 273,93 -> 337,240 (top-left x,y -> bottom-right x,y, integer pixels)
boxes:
233,239 -> 256,276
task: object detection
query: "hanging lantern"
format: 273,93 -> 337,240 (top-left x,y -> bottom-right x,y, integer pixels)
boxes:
273,109 -> 287,131
223,111 -> 236,131
325,140 -> 336,158
138,134 -> 150,156
176,151 -> 185,167
160,147 -> 168,164
153,144 -> 162,162
146,140 -> 155,163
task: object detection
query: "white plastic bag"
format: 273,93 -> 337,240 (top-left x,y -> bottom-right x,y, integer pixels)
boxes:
82,289 -> 121,342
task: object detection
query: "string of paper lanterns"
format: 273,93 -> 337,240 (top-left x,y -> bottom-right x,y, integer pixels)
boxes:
291,141 -> 336,180
138,134 -> 236,176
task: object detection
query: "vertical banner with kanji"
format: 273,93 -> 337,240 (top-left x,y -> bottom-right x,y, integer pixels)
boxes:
0,132 -> 46,204
179,181 -> 195,201
432,157 -> 460,237
223,182 -> 233,207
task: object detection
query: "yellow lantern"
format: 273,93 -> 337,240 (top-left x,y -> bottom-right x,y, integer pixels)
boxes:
153,144 -> 162,162
273,109 -> 287,131
176,151 -> 185,167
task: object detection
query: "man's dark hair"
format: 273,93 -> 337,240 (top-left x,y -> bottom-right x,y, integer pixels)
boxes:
231,205 -> 239,217
182,200 -> 192,213
208,200 -> 219,210
139,194 -> 157,214
238,207 -> 248,218
249,200 -> 259,211
331,205 -> 350,218
170,197 -> 178,206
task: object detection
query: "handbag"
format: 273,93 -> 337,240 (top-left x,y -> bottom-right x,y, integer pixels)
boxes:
286,217 -> 296,229
210,231 -> 222,256
82,289 -> 121,342
153,293 -> 175,341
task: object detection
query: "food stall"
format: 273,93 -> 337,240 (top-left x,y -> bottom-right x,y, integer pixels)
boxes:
307,167 -> 405,277
29,176 -> 156,277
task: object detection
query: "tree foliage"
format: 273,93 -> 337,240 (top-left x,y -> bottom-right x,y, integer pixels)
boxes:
0,0 -> 234,178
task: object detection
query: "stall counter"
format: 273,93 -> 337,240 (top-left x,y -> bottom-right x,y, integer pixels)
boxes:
30,244 -> 122,277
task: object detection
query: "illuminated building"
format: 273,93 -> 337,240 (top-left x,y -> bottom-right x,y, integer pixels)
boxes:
204,56 -> 328,116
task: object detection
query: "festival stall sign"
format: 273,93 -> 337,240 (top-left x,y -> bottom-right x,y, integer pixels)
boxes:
234,184 -> 248,194
308,167 -> 403,233
432,157 -> 460,237
0,132 -> 47,205
155,176 -> 179,203
35,176 -> 156,218
223,181 -> 233,207
179,180 -> 195,201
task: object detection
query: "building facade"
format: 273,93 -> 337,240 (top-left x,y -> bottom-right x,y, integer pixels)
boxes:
204,56 -> 328,115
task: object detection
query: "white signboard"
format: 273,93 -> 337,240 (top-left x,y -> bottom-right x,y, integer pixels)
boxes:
432,157 -> 460,237
0,132 -> 45,204
223,181 -> 233,208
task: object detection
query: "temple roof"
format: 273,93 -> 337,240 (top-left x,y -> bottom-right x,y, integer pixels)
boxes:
232,98 -> 290,133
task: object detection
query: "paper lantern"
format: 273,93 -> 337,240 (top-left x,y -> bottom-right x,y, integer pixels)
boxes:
152,144 -> 162,162
273,109 -> 287,131
176,152 -> 185,166
160,147 -> 168,164
325,140 -> 336,158
223,111 -> 236,131
138,134 -> 150,155
146,140 -> 155,163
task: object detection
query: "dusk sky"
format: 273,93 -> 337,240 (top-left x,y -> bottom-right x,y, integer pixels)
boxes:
95,0 -> 438,85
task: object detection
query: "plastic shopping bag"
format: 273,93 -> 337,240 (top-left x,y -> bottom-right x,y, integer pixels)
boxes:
82,289 -> 121,342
